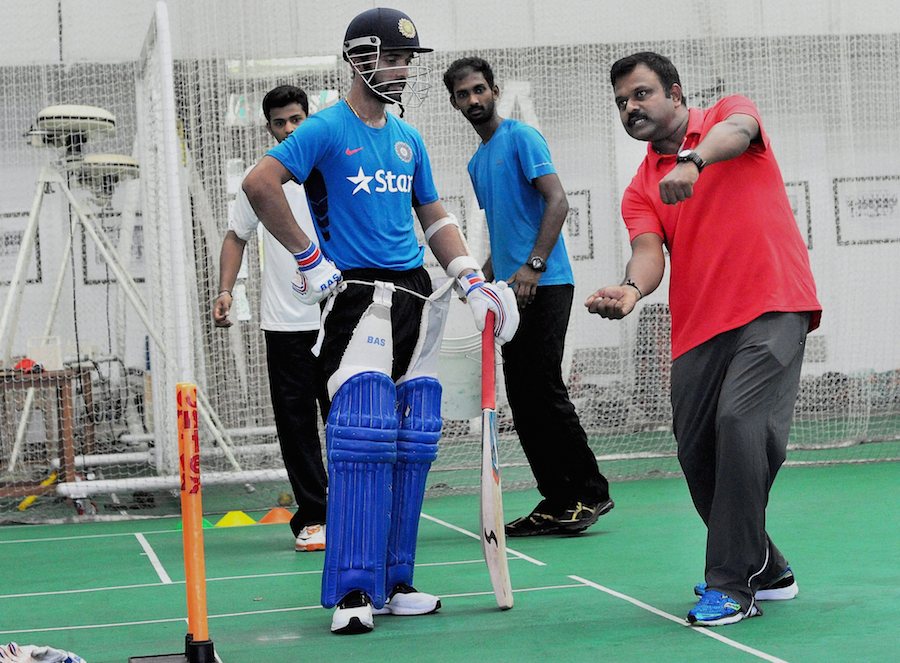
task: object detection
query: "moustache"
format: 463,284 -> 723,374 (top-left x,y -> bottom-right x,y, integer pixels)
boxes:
627,112 -> 648,127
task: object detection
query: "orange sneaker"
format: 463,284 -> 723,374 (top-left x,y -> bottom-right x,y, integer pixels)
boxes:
295,523 -> 325,552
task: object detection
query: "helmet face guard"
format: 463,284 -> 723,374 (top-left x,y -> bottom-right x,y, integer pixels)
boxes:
342,8 -> 433,111
344,37 -> 431,109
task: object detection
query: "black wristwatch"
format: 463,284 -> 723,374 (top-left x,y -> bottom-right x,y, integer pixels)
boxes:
676,149 -> 706,172
529,255 -> 547,272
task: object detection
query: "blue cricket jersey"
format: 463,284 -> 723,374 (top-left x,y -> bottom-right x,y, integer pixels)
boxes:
467,119 -> 574,285
268,101 -> 439,271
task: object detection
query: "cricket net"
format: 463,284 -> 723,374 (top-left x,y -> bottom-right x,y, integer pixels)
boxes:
0,0 -> 897,522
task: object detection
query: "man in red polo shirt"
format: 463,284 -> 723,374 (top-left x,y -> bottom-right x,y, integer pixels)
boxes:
586,52 -> 821,627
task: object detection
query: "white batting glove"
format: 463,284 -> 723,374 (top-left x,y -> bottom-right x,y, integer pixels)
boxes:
292,242 -> 342,305
457,273 -> 520,345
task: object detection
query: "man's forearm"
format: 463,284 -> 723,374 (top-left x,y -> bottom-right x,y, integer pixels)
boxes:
218,232 -> 246,294
530,198 -> 568,259
529,174 -> 569,260
243,160 -> 312,255
623,252 -> 665,298
622,233 -> 666,298
693,114 -> 759,166
482,255 -> 494,281
417,201 -> 480,278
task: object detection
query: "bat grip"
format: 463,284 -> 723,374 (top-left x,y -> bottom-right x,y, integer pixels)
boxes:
481,310 -> 496,410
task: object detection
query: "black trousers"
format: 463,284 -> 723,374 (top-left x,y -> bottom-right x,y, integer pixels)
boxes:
500,284 -> 609,507
671,312 -> 809,610
265,330 -> 330,536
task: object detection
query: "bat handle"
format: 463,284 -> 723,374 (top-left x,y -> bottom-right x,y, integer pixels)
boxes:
481,310 -> 496,410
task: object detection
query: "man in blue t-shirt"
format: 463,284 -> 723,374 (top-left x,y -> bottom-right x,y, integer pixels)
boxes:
243,9 -> 518,636
444,56 -> 613,538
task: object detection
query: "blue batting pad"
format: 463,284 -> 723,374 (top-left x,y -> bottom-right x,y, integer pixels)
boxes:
386,377 -> 442,590
321,371 -> 398,608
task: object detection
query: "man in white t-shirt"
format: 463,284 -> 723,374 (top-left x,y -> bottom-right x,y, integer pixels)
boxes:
212,85 -> 328,552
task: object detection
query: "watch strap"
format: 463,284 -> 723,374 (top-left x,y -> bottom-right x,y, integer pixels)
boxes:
677,150 -> 706,172
529,255 -> 547,272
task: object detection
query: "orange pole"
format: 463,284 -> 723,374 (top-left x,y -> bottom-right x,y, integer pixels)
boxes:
177,383 -> 209,642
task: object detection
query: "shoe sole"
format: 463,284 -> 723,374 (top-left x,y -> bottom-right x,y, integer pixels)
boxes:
331,616 -> 373,635
688,605 -> 760,627
556,499 -> 615,533
372,598 -> 441,616
295,543 -> 325,552
756,583 -> 798,601
505,526 -> 561,537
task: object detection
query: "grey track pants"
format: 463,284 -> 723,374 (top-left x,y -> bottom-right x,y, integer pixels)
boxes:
671,312 -> 810,609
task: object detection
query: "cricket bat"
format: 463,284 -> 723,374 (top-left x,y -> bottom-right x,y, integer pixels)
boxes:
480,311 -> 514,610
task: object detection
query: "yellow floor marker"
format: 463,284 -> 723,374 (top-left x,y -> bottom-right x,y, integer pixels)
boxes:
214,510 -> 257,527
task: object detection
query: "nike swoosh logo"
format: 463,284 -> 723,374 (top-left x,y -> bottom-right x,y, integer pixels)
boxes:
345,147 -> 364,156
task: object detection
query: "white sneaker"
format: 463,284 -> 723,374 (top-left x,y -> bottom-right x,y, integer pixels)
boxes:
295,524 -> 325,552
694,566 -> 798,601
331,591 -> 374,635
372,583 -> 441,616
0,641 -> 86,662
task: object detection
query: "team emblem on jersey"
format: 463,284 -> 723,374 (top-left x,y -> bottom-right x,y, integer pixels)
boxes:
394,141 -> 413,163
398,18 -> 416,39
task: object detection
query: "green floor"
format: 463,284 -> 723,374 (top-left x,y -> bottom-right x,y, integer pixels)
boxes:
1,462 -> 898,662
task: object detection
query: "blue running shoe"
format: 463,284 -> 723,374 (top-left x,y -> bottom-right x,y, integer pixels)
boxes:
687,589 -> 760,626
694,566 -> 798,601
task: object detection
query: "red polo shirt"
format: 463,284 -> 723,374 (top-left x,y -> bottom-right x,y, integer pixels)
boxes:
622,95 -> 821,359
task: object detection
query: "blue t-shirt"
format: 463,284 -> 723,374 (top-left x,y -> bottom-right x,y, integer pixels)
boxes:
467,119 -> 574,285
268,101 -> 439,271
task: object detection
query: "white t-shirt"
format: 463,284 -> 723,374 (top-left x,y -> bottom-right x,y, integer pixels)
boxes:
229,168 -> 320,331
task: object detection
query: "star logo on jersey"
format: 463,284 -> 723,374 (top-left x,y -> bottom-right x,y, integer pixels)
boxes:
346,166 -> 374,195
345,166 -> 413,195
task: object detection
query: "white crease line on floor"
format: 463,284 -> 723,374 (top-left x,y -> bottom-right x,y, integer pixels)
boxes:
0,531 -> 164,544
0,583 -> 585,636
569,575 -> 789,663
0,559 -> 506,599
420,511 -> 545,566
135,532 -> 172,584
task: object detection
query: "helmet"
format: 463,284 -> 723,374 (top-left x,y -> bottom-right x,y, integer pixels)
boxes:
342,7 -> 432,109
343,8 -> 433,57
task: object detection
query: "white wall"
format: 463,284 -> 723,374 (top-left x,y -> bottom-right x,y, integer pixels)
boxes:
2,1 -> 899,65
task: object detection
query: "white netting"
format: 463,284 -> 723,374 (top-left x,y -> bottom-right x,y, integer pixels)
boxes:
1,0 -> 898,520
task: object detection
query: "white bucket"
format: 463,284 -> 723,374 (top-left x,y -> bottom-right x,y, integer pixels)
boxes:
438,333 -> 483,420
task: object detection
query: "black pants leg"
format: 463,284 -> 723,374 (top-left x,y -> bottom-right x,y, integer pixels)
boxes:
500,285 -> 609,508
265,330 -> 330,536
671,312 -> 808,609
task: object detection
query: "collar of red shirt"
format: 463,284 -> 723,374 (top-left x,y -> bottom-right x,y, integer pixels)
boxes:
645,107 -> 703,168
